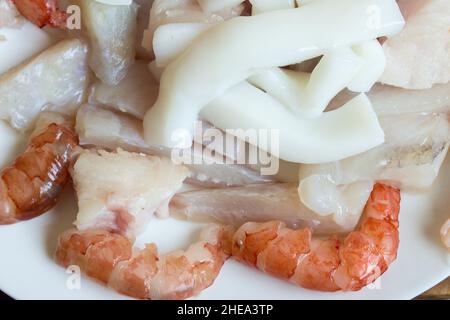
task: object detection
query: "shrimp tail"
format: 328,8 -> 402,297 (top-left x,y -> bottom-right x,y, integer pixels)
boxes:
0,115 -> 78,224
12,0 -> 67,28
232,183 -> 401,292
55,224 -> 234,300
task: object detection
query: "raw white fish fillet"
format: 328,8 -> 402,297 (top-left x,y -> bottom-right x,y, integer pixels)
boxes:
381,0 -> 450,89
0,0 -> 21,29
329,83 -> 450,116
299,112 -> 450,192
0,39 -> 89,130
0,20 -> 53,76
143,0 -> 244,57
170,183 -> 364,234
73,149 -> 189,238
89,61 -> 158,119
79,0 -> 138,85
76,104 -> 274,187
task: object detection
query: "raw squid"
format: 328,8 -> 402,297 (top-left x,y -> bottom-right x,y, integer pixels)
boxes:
12,0 -> 67,28
441,219 -> 450,250
72,149 -> 189,238
0,38 -> 88,129
55,224 -> 233,300
232,183 -> 400,291
170,183 -> 370,234
143,0 -> 244,57
381,0 -> 450,89
78,0 -> 138,85
89,60 -> 159,120
250,0 -> 295,15
0,112 -> 78,224
76,104 -> 274,187
201,82 -> 384,163
299,112 -> 450,193
144,0 -> 404,161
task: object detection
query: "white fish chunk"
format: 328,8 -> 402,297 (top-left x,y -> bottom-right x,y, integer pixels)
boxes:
73,149 -> 189,238
381,0 -> 450,89
79,0 -> 138,85
170,183 -> 363,234
0,0 -> 21,29
89,60 -> 158,119
0,20 -> 54,76
0,38 -> 89,130
299,112 -> 450,191
76,104 -> 274,187
329,82 -> 450,116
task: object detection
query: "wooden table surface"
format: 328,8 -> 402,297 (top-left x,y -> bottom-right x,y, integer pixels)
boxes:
417,277 -> 450,299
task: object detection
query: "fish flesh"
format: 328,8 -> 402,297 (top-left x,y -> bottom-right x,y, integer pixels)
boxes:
76,104 -> 274,187
72,149 -> 189,238
328,82 -> 450,116
79,0 -> 138,85
0,38 -> 88,129
89,60 -> 159,120
170,183 -> 367,234
381,0 -> 450,89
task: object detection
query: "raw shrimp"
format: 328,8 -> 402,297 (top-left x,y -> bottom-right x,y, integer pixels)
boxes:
12,0 -> 66,28
0,113 -> 78,224
55,224 -> 233,300
232,183 -> 400,291
441,219 -> 450,249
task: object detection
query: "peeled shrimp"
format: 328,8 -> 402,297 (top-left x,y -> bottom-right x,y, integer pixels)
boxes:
0,112 -> 78,224
55,224 -> 233,300
441,219 -> 450,250
232,183 -> 400,291
12,0 -> 66,28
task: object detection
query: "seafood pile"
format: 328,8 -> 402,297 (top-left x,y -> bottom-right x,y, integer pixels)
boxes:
0,0 -> 449,299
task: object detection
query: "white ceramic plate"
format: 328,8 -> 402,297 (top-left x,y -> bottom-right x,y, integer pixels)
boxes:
0,121 -> 449,300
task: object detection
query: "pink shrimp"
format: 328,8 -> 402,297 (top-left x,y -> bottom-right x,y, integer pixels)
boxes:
55,224 -> 233,300
0,114 -> 78,224
12,0 -> 66,28
441,218 -> 450,250
232,183 -> 400,291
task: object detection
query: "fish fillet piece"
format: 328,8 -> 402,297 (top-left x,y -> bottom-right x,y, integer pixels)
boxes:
72,149 -> 189,238
170,183 -> 366,234
89,61 -> 159,120
0,38 -> 88,129
79,0 -> 138,85
329,82 -> 450,116
381,0 -> 450,89
76,104 -> 274,187
0,0 -> 21,28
